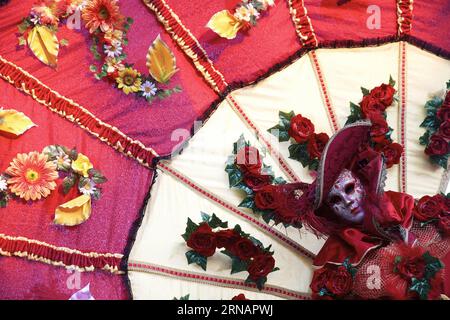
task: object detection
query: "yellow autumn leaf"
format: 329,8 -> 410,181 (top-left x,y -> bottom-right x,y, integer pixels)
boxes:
54,194 -> 92,227
146,34 -> 178,84
206,10 -> 243,40
0,109 -> 36,136
27,25 -> 59,67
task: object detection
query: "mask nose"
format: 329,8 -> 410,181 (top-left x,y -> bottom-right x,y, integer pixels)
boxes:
344,198 -> 353,206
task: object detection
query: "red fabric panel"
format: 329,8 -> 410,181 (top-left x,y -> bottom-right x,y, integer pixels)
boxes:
0,257 -> 128,300
412,1 -> 450,55
164,0 -> 301,85
0,0 -> 217,156
0,79 -> 152,254
304,0 -> 397,42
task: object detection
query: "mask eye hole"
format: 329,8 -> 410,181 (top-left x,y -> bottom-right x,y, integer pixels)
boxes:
329,195 -> 341,205
345,183 -> 355,194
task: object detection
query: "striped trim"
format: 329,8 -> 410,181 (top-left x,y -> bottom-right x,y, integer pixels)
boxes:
397,0 -> 413,36
128,260 -> 311,300
287,0 -> 318,48
0,56 -> 159,168
225,94 -> 302,183
142,0 -> 228,94
308,51 -> 339,133
398,41 -> 408,193
0,233 -> 124,274
157,161 -> 316,260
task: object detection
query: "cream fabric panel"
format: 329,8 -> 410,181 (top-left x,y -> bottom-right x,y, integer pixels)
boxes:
129,172 -> 314,299
231,54 -> 333,184
169,101 -> 325,255
317,43 -> 401,192
406,44 -> 450,197
129,271 -> 284,300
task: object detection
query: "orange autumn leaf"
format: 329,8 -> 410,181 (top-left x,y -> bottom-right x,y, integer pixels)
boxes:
54,194 -> 92,226
206,10 -> 242,40
27,25 -> 59,67
146,34 -> 178,84
0,109 -> 36,136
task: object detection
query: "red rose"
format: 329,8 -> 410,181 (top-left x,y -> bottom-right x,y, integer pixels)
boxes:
396,256 -> 426,280
274,184 -> 304,226
215,229 -> 240,249
370,84 -> 396,107
310,267 -> 333,293
231,294 -> 249,300
437,106 -> 450,123
243,173 -> 272,191
438,120 -> 450,140
425,135 -> 449,156
230,237 -> 259,261
236,146 -> 262,174
254,185 -> 279,210
428,272 -> 444,300
437,215 -> 450,237
186,223 -> 217,257
414,195 -> 445,221
370,115 -> 389,143
247,254 -> 275,281
326,266 -> 353,298
288,114 -> 315,143
307,133 -> 329,158
360,95 -> 385,119
381,143 -> 403,168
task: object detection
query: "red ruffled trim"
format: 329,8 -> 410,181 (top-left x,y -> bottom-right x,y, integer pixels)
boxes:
287,0 -> 318,48
0,56 -> 158,168
397,0 -> 413,35
0,234 -> 123,274
142,0 -> 228,94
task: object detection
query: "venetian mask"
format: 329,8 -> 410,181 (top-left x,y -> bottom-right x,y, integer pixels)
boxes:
326,169 -> 365,224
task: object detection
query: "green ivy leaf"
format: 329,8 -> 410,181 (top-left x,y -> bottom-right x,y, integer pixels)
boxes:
185,250 -> 207,271
267,124 -> 290,142
230,256 -> 249,274
238,196 -> 256,209
68,148 -> 78,161
430,154 -> 448,169
181,218 -> 199,241
422,252 -> 443,280
308,158 -> 319,171
420,115 -> 439,131
227,167 -> 243,188
200,211 -> 210,222
261,210 -> 275,224
361,87 -> 370,96
279,110 -> 295,128
62,174 -> 77,195
208,213 -> 228,229
288,143 -> 311,167
419,130 -> 431,146
389,75 -> 396,87
234,182 -> 254,195
345,102 -> 363,125
173,294 -> 190,300
60,39 -> 69,47
409,278 -> 430,300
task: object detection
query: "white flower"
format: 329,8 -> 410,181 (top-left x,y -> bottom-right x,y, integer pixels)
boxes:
247,4 -> 260,19
234,5 -> 252,22
30,14 -> 41,25
43,145 -> 71,170
0,176 -> 7,192
261,0 -> 275,10
104,43 -> 123,58
79,179 -> 97,196
140,81 -> 157,98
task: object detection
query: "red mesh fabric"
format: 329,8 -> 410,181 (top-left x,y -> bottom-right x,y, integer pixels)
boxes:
353,222 -> 450,299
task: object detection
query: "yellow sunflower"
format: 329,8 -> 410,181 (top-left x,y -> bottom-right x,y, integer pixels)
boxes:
116,67 -> 142,94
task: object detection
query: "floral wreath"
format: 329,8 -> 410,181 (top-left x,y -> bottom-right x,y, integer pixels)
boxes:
0,145 -> 106,226
268,111 -> 329,171
344,77 -> 403,169
419,81 -> 450,169
207,0 -> 275,40
182,212 -> 279,290
17,0 -> 181,104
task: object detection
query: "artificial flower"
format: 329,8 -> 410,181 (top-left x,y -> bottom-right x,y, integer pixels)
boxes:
116,67 -> 142,94
103,43 -> 122,58
104,57 -> 124,74
310,264 -> 353,299
437,214 -> 450,236
254,185 -> 279,210
234,5 -> 252,22
81,0 -> 123,33
370,84 -> 396,107
140,80 -> 157,98
247,254 -> 275,281
288,114 -> 315,143
215,229 -> 240,249
186,223 -> 217,257
369,115 -> 389,143
438,120 -> 450,140
437,106 -> 450,122
31,1 -> 59,26
231,294 -> 249,300
235,146 -> 262,174
381,142 -> 403,168
103,29 -> 123,45
230,237 -> 259,260
243,172 -> 272,191
360,94 -> 385,119
71,153 -> 93,177
0,175 -> 7,191
79,179 -> 97,196
414,194 -> 446,222
43,145 -> 71,170
307,132 -> 329,158
247,4 -> 260,20
5,151 -> 58,201
425,135 -> 449,156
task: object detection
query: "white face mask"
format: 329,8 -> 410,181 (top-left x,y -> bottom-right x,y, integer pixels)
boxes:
326,169 -> 365,224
